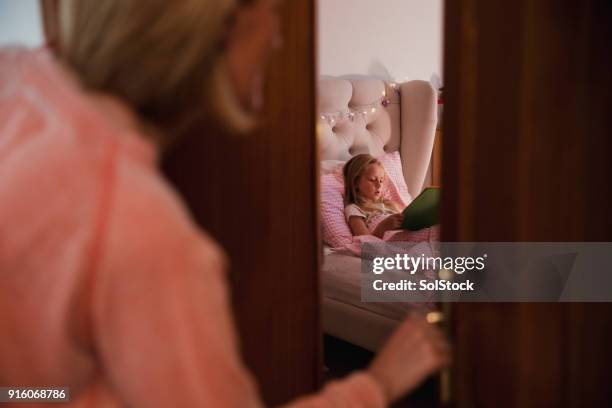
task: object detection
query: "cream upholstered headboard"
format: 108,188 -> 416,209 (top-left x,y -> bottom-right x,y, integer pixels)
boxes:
317,76 -> 437,198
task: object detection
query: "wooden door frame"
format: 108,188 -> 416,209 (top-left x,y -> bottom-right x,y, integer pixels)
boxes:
442,0 -> 612,406
163,1 -> 321,404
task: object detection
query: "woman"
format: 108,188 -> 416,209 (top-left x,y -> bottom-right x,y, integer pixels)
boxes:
0,0 -> 449,406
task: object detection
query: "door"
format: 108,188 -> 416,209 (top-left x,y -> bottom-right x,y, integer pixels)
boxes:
443,0 -> 612,406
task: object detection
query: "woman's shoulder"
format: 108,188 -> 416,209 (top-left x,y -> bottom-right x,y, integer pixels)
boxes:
104,156 -> 228,274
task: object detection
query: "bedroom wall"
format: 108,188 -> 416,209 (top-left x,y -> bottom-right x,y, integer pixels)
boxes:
317,0 -> 443,83
0,0 -> 44,47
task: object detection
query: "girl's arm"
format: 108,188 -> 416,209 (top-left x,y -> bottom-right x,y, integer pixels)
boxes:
348,216 -> 370,236
349,213 -> 404,238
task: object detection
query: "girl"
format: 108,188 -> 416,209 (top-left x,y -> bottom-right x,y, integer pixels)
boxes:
344,154 -> 405,238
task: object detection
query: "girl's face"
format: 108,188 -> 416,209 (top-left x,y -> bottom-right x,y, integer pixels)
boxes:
357,164 -> 386,202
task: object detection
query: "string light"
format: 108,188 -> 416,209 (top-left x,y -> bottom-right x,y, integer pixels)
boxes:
319,94 -> 394,127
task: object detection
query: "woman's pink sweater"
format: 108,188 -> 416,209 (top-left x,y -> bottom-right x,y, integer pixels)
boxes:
0,49 -> 385,407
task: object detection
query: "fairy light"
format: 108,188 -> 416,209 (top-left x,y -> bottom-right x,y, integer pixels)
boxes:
319,95 -> 394,127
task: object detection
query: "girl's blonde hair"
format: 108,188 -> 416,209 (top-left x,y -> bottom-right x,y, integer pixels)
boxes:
343,154 -> 397,211
56,0 -> 255,147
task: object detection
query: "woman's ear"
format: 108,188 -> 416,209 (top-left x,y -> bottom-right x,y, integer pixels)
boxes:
222,0 -> 281,113
222,5 -> 255,104
225,4 -> 256,48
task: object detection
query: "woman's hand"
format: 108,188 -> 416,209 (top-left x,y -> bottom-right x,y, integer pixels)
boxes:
368,313 -> 450,403
373,213 -> 404,237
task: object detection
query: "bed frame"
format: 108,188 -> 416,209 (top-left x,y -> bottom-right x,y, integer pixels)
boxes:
318,76 -> 438,351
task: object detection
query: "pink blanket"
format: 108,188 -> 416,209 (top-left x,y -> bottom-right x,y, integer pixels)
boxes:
336,225 -> 440,257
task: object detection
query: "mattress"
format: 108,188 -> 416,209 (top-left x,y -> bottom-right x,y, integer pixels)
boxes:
322,251 -> 422,320
322,250 -> 432,351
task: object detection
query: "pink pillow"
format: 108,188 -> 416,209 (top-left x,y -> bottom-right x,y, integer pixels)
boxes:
320,151 -> 412,248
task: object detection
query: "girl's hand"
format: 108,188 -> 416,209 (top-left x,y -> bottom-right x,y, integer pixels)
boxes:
374,213 -> 404,237
386,213 -> 404,229
368,314 -> 450,403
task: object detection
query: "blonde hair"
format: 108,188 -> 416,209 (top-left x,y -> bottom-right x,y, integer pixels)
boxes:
343,154 -> 398,212
56,0 -> 255,146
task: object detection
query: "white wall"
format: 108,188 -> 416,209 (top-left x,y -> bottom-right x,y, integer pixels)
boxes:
0,0 -> 44,47
317,0 -> 443,84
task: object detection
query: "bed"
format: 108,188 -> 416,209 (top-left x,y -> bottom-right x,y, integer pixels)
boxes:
318,76 -> 438,351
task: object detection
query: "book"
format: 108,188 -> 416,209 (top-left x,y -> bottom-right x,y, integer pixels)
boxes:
401,187 -> 440,231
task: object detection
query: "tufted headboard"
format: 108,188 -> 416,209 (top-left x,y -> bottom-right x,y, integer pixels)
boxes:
317,76 -> 437,198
